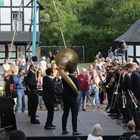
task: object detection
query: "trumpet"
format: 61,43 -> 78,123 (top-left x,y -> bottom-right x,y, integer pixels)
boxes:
128,90 -> 138,108
106,74 -> 116,88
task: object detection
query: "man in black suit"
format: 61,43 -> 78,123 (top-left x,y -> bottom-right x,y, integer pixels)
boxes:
130,64 -> 140,130
43,68 -> 56,130
26,64 -> 40,124
61,63 -> 80,135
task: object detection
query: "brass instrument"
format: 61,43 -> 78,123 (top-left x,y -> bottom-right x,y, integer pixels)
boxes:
128,90 -> 138,108
106,74 -> 116,88
110,74 -> 121,109
55,48 -> 79,96
122,91 -> 127,108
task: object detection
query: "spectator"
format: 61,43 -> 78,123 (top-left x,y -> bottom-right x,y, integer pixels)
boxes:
130,135 -> 140,140
9,130 -> 26,140
77,68 -> 89,111
37,69 -> 43,110
95,52 -> 102,60
3,59 -> 10,77
13,68 -> 26,113
121,120 -> 140,137
38,56 -> 47,75
87,123 -> 103,140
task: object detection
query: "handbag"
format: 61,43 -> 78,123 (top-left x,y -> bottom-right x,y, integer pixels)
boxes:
11,90 -> 17,98
89,86 -> 96,97
9,84 -> 17,98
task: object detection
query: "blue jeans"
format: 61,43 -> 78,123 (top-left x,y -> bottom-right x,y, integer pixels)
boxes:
77,90 -> 89,111
89,86 -> 100,108
15,89 -> 26,112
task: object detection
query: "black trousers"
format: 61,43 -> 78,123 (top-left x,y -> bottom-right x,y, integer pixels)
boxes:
131,101 -> 140,130
28,90 -> 38,121
62,100 -> 78,132
44,102 -> 54,126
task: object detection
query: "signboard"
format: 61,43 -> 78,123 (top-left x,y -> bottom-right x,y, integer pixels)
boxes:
0,0 -> 4,6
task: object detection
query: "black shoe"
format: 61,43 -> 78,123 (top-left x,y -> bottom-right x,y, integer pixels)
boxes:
51,124 -> 56,128
31,119 -> 40,124
44,126 -> 55,130
73,131 -> 81,135
62,131 -> 69,135
82,108 -> 86,111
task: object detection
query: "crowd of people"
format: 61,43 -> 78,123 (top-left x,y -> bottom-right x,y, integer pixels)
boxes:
1,47 -> 140,139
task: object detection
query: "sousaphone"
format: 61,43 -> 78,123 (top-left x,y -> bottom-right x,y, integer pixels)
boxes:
55,48 -> 79,96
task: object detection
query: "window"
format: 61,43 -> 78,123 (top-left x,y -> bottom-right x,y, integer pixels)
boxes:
12,12 -> 23,31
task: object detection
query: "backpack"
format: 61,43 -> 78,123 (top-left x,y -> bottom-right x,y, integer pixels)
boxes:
53,78 -> 63,94
9,75 -> 17,98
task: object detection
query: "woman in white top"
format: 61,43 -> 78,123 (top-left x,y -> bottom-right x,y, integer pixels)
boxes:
87,123 -> 103,140
3,59 -> 10,76
89,69 -> 101,111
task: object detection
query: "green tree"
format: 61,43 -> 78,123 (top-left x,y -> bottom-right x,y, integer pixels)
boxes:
39,0 -> 140,62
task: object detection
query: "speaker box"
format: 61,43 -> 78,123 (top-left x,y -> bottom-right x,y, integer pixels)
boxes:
32,56 -> 37,62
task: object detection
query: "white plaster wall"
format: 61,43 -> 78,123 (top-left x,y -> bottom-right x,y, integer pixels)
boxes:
24,8 -> 32,24
0,8 -> 11,23
1,25 -> 11,31
12,0 -> 23,6
0,0 -> 40,31
136,46 -> 140,56
3,0 -> 10,6
127,45 -> 133,56
136,58 -> 140,63
24,0 -> 32,6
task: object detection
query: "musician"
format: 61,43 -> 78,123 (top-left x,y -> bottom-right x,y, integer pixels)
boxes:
130,63 -> 140,130
111,65 -> 122,119
118,65 -> 132,123
26,64 -> 40,124
43,68 -> 56,130
61,63 -> 80,135
105,64 -> 117,113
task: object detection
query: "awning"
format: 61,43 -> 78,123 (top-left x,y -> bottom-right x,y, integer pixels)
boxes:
0,31 -> 40,45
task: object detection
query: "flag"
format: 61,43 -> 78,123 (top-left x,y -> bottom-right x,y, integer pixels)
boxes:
0,0 -> 4,6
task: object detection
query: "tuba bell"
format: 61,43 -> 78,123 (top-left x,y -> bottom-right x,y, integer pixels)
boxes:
55,48 -> 79,96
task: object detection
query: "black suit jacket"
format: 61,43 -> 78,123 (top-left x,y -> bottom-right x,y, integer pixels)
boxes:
43,76 -> 55,103
62,74 -> 79,102
131,71 -> 140,99
26,70 -> 37,90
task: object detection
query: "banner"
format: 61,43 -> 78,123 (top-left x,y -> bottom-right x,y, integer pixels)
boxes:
0,0 -> 4,6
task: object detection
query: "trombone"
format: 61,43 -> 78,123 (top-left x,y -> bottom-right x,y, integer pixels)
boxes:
106,74 -> 116,88
128,90 -> 138,109
110,74 -> 121,109
122,91 -> 127,108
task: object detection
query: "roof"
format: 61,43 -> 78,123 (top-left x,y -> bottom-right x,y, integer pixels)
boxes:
115,19 -> 140,44
26,0 -> 45,10
37,0 -> 45,10
0,31 -> 40,45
